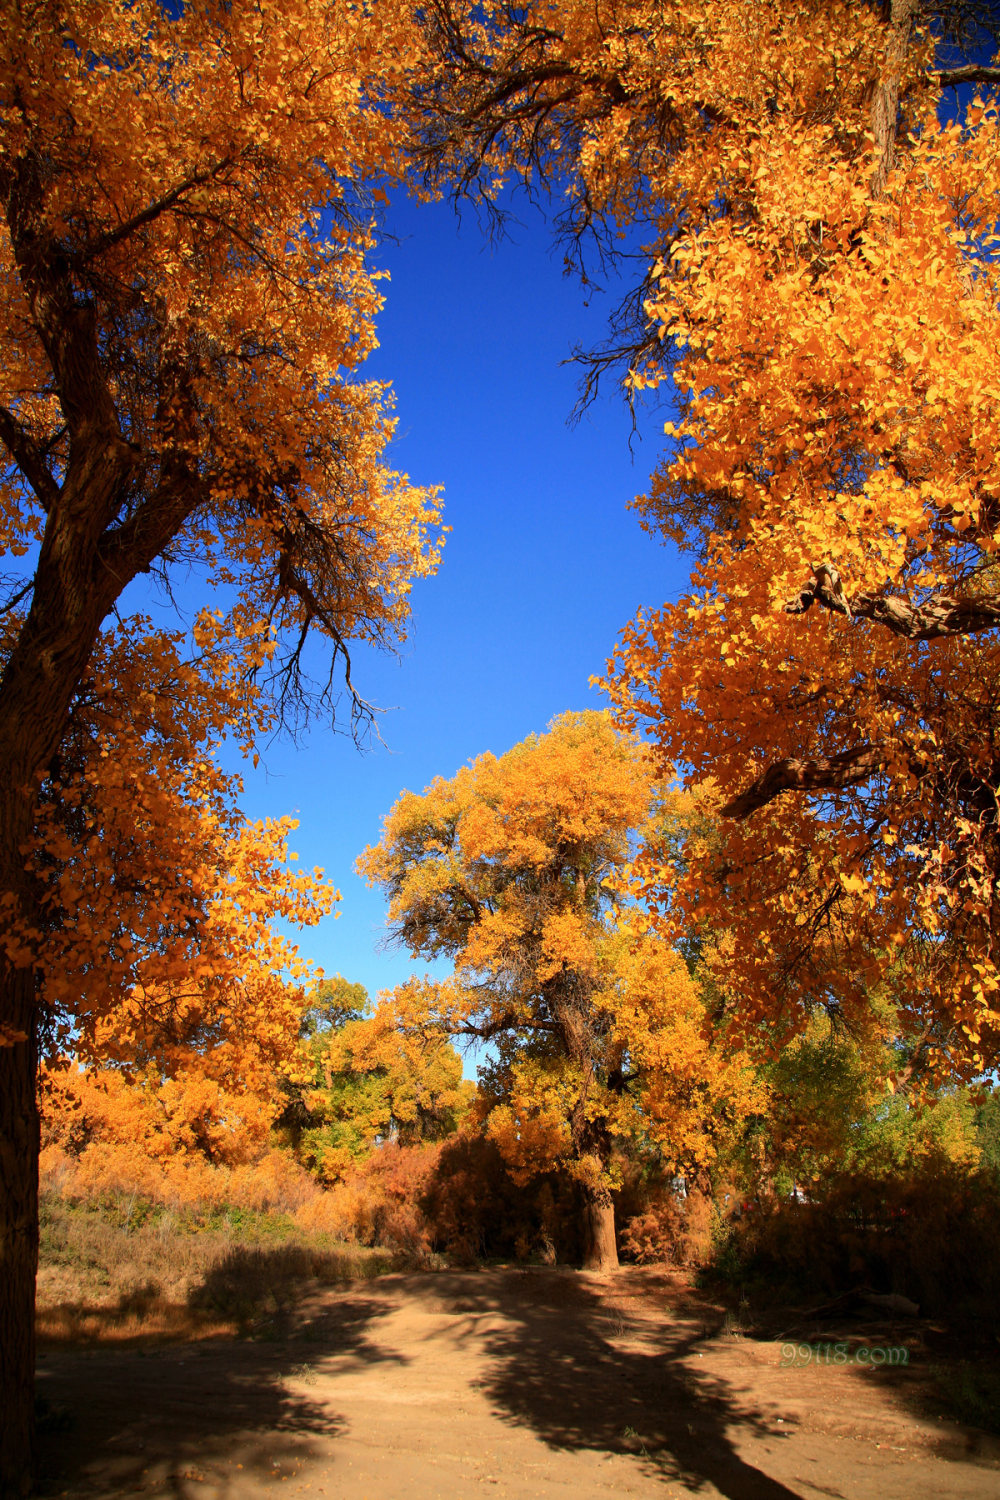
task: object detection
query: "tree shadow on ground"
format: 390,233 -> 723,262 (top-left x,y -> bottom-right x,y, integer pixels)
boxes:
407,1266 -> 804,1499
739,1289 -> 1000,1456
35,1246 -> 405,1497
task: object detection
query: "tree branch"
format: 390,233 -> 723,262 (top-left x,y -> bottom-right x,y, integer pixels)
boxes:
935,64 -> 1000,88
721,745 -> 886,820
786,569 -> 1000,640
76,154 -> 241,265
448,1011 -> 558,1041
0,406 -> 59,511
98,469 -> 203,586
871,0 -> 919,199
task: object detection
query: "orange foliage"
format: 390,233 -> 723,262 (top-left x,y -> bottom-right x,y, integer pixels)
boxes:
24,637 -> 337,1072
603,28 -> 1000,1075
361,711 -> 760,1264
40,1062 -> 318,1215
33,730 -> 339,1208
1,0 -> 442,1011
641,18 -> 999,1072
304,1130 -> 594,1264
0,4 -> 442,1468
413,0 -> 1000,1075
620,1189 -> 716,1269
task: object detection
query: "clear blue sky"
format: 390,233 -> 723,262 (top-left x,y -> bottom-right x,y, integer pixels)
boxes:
220,191 -> 689,1002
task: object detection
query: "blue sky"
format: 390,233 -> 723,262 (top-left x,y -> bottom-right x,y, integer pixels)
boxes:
221,191 -> 689,1002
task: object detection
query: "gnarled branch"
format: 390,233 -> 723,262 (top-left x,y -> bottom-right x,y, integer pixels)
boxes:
721,745 -> 886,819
786,570 -> 1000,640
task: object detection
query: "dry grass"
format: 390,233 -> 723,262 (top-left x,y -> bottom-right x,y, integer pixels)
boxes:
37,1193 -> 399,1345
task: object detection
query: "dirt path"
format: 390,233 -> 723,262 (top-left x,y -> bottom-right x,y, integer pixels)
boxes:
36,1266 -> 1000,1500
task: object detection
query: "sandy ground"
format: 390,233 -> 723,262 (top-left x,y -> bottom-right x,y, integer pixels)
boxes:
35,1266 -> 1000,1500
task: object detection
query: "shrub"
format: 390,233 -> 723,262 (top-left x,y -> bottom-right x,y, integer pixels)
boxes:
421,1132 -> 584,1263
620,1188 -> 716,1267
41,1140 -> 321,1217
706,1164 -> 1000,1330
311,1130 -> 588,1263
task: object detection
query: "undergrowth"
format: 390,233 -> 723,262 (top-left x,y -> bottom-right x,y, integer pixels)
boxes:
37,1192 -> 399,1344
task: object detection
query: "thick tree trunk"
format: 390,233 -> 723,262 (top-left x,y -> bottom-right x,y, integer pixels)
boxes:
0,962 -> 39,1497
582,1183 -> 619,1272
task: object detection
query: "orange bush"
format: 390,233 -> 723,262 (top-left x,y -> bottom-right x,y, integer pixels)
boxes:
323,1141 -> 442,1254
40,1063 -> 319,1214
620,1189 -> 716,1268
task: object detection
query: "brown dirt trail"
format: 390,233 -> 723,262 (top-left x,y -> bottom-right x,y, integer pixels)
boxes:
35,1267 -> 1000,1499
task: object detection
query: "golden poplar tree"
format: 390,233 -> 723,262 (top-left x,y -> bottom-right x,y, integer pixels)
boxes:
0,3 -> 441,1484
360,711 -> 758,1270
410,0 -> 1000,1077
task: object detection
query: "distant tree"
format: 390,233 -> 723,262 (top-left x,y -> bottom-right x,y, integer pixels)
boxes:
744,1015 -> 982,1196
278,986 -> 473,1180
975,1089 -> 1000,1181
298,976 -> 370,1038
360,711 -> 759,1270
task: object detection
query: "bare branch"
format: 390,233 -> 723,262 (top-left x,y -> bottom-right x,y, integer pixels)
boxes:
935,64 -> 1000,87
0,579 -> 33,617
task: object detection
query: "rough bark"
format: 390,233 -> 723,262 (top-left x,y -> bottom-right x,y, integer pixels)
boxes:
870,0 -> 919,199
0,965 -> 39,1498
582,1184 -> 619,1272
549,980 -> 621,1274
721,746 -> 886,820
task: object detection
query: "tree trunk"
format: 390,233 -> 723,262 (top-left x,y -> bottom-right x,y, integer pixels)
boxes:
550,982 -> 619,1272
870,0 -> 918,198
0,962 -> 39,1497
582,1184 -> 619,1272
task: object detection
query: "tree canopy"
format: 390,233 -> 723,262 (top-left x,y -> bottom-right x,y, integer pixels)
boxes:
0,3 -> 442,1486
360,710 -> 759,1269
278,980 -> 473,1181
406,0 -> 1000,1081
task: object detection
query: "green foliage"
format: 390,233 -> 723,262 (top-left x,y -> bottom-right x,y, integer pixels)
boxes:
298,976 -> 369,1037
278,980 -> 473,1181
974,1089 -> 1000,1180
717,1010 -> 983,1198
